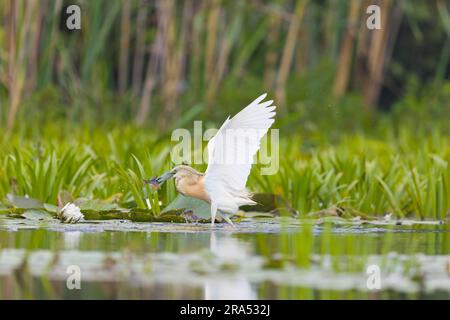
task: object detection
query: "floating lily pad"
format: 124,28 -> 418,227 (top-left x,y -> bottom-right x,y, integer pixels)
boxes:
1,208 -> 54,220
307,206 -> 377,220
234,211 -> 276,218
5,194 -> 44,209
43,203 -> 58,213
0,207 -> 27,216
81,209 -> 127,220
75,198 -> 123,212
128,208 -> 187,223
80,207 -> 209,223
162,195 -> 211,219
21,209 -> 54,221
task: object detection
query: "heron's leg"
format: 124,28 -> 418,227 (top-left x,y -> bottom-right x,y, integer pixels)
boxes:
211,203 -> 217,226
222,215 -> 235,227
218,210 -> 235,227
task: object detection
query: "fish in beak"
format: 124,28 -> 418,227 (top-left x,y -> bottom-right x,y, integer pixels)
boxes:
145,170 -> 175,189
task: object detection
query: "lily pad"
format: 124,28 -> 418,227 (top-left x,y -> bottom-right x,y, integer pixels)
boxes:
1,208 -> 54,220
75,198 -> 123,212
234,211 -> 276,218
162,195 -> 211,219
5,194 -> 44,209
21,209 -> 54,221
127,208 -> 185,222
307,206 -> 377,220
43,203 -> 58,213
80,207 -> 210,223
81,209 -> 128,220
0,207 -> 27,217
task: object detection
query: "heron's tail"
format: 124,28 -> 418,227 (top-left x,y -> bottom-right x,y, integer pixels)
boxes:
234,188 -> 257,206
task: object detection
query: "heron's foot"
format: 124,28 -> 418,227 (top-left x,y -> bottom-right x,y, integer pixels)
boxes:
222,215 -> 236,228
209,216 -> 225,227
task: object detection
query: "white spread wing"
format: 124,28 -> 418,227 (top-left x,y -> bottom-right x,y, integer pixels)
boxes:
204,93 -> 276,210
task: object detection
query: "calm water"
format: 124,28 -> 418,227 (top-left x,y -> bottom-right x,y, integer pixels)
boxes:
0,217 -> 449,299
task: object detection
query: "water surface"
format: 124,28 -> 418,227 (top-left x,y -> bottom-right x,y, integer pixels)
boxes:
0,217 -> 449,299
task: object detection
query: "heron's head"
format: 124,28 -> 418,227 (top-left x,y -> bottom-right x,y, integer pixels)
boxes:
146,165 -> 203,188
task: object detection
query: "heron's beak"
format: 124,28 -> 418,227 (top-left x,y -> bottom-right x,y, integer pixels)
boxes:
145,170 -> 175,188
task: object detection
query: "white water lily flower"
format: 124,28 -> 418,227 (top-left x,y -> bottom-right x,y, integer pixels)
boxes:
58,203 -> 84,224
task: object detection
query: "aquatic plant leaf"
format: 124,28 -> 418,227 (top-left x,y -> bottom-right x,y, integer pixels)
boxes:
127,208 -> 164,222
81,209 -> 127,220
5,194 -> 44,209
234,211 -> 275,218
162,195 -> 211,219
21,209 -> 54,221
79,207 -> 210,223
307,206 -> 378,220
0,207 -> 27,217
43,203 -> 58,213
75,198 -> 123,211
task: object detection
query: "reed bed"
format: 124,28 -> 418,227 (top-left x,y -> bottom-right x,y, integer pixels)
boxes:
1,0 -> 449,130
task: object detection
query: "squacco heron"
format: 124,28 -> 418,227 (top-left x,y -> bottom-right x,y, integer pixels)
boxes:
149,93 -> 276,225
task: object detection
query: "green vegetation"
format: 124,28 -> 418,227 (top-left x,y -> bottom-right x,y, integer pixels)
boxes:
0,2 -> 448,221
0,117 -> 448,221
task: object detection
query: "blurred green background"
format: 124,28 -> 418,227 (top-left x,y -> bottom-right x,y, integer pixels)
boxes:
0,0 -> 449,133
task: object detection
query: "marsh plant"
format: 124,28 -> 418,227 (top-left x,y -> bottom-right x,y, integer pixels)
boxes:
0,121 -> 448,221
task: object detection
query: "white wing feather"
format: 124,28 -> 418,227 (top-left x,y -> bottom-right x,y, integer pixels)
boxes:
204,93 -> 276,213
